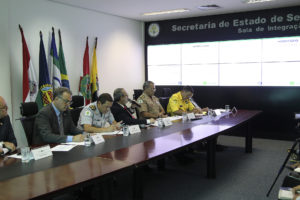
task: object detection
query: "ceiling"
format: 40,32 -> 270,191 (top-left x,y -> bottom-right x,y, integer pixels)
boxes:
48,0 -> 300,22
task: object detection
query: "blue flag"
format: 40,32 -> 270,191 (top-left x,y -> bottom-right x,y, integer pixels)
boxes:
36,31 -> 53,109
49,28 -> 61,89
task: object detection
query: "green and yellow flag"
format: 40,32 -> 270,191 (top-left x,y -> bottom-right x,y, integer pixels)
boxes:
90,38 -> 99,102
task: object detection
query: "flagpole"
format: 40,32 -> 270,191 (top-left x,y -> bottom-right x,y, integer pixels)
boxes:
95,37 -> 98,49
58,29 -> 62,43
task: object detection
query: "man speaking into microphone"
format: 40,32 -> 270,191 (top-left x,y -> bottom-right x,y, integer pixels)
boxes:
111,88 -> 155,125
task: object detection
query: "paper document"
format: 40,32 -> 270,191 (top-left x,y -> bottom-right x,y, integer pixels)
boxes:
51,145 -> 76,152
8,153 -> 22,159
61,142 -> 85,146
169,116 -> 182,121
97,131 -> 123,136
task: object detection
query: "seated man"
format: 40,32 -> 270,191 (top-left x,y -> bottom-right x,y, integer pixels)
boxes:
78,93 -> 122,134
137,81 -> 167,119
167,86 -> 208,116
34,87 -> 84,145
0,96 -> 17,155
111,88 -> 155,125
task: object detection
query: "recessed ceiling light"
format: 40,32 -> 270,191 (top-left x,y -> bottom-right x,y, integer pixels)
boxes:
242,0 -> 276,4
143,9 -> 190,16
198,4 -> 221,11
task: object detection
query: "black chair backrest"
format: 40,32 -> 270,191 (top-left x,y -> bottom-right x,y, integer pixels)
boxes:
70,107 -> 83,126
71,95 -> 84,108
20,102 -> 39,146
159,97 -> 170,113
20,116 -> 36,146
20,102 -> 38,117
133,89 -> 143,100
162,88 -> 172,97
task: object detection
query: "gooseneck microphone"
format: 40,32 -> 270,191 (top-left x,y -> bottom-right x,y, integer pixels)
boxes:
128,98 -> 141,108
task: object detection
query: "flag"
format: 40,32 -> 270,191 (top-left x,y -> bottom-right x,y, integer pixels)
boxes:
58,29 -> 70,88
91,37 -> 99,102
19,25 -> 38,102
49,27 -> 61,89
36,31 -> 53,109
79,37 -> 91,105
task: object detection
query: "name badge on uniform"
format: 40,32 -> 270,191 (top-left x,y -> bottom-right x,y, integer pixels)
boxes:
129,125 -> 141,134
91,134 -> 105,144
187,113 -> 196,120
162,118 -> 173,126
32,145 -> 53,160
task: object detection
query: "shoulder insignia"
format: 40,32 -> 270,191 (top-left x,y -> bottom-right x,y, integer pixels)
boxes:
137,99 -> 143,104
85,110 -> 92,116
89,105 -> 96,110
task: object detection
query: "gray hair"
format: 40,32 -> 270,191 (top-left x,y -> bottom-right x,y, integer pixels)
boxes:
53,87 -> 72,99
143,81 -> 154,90
113,88 -> 124,102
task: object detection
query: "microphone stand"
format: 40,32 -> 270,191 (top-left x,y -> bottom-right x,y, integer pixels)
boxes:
266,138 -> 300,197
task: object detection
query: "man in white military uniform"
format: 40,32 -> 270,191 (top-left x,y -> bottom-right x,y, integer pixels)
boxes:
78,93 -> 122,134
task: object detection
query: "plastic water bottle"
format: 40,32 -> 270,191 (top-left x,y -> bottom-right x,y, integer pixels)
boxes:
158,118 -> 164,128
123,125 -> 130,136
84,133 -> 91,146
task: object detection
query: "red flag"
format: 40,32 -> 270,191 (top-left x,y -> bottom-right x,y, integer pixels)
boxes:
79,37 -> 91,105
19,25 -> 38,102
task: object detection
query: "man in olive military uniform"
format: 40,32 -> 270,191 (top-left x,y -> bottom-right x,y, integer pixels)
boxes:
78,93 -> 122,134
137,81 -> 167,119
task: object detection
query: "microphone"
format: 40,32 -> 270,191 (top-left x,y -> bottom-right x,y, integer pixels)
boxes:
128,98 -> 141,108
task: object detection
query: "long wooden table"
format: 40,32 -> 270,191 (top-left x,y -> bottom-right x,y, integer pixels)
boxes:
0,110 -> 261,200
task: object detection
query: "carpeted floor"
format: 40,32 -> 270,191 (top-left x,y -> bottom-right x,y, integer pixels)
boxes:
112,135 -> 294,200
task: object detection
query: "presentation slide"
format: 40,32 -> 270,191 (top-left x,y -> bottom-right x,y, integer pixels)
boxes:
147,36 -> 300,86
182,64 -> 218,85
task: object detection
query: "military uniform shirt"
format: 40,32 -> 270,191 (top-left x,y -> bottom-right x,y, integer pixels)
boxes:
137,92 -> 162,117
167,91 -> 195,115
78,102 -> 115,129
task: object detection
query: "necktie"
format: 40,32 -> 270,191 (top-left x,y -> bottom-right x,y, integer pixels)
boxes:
59,113 -> 64,135
124,106 -> 135,119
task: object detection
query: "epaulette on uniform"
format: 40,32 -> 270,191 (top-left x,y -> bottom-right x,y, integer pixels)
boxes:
89,105 -> 96,110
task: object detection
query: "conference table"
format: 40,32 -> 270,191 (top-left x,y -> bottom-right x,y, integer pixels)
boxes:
0,110 -> 261,200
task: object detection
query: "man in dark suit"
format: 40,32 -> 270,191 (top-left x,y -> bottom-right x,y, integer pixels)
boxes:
111,88 -> 155,125
0,96 -> 17,155
33,87 -> 84,145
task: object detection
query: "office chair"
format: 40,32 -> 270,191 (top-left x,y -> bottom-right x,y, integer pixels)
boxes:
159,97 -> 170,113
162,88 -> 172,97
70,95 -> 84,125
19,102 -> 38,146
133,89 -> 143,100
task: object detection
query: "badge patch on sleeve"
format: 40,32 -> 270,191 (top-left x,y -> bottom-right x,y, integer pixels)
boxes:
85,110 -> 91,116
137,99 -> 143,104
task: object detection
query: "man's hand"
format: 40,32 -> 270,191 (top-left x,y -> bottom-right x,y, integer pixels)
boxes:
106,125 -> 118,132
149,118 -> 156,124
72,134 -> 84,142
292,185 -> 300,200
158,112 -> 167,118
3,142 -> 16,152
115,121 -> 123,130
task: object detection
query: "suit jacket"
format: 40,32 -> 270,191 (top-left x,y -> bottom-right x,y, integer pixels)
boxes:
0,115 -> 17,146
111,102 -> 147,125
33,104 -> 82,145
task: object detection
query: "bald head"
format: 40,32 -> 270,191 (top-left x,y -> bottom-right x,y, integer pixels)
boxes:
0,96 -> 8,119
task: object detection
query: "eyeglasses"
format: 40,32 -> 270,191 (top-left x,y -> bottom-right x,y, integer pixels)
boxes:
58,97 -> 73,105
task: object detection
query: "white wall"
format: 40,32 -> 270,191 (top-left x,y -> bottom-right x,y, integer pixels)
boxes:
3,0 -> 145,146
0,0 -> 12,116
